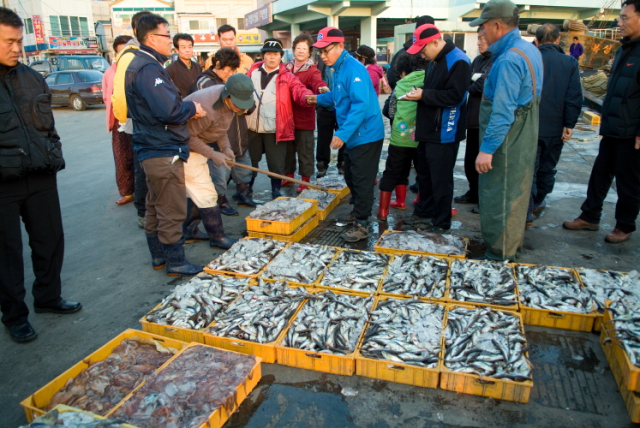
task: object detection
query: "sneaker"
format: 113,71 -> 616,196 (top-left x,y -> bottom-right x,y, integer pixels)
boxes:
138,216 -> 145,229
337,212 -> 357,224
532,199 -> 547,215
342,221 -> 369,242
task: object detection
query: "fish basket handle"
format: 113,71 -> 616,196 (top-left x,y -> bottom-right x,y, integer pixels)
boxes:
474,378 -> 496,386
305,352 -> 322,359
230,341 -> 245,347
548,312 -> 566,318
387,364 -> 405,371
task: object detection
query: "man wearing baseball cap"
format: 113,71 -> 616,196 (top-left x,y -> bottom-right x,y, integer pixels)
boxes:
469,0 -> 543,260
403,23 -> 471,233
307,27 -> 385,243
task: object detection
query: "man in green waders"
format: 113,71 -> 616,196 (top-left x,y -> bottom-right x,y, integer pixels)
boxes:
469,0 -> 543,260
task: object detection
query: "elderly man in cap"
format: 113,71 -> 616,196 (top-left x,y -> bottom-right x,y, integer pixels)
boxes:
470,0 -> 542,260
307,27 -> 385,242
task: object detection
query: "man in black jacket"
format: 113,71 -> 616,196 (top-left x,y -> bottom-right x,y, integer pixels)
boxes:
166,33 -> 201,97
563,0 -> 640,244
0,8 -> 81,343
528,24 -> 582,220
387,15 -> 434,89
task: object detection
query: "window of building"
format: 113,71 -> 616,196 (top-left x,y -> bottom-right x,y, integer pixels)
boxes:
189,20 -> 209,30
24,18 -> 33,34
49,16 -> 90,37
442,33 -> 466,51
70,16 -> 81,36
79,17 -> 89,36
59,16 -> 71,36
49,16 -> 60,36
216,18 -> 227,28
237,18 -> 244,30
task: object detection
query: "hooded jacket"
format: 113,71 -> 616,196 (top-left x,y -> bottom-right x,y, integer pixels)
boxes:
285,59 -> 326,130
467,51 -> 492,129
366,63 -> 384,96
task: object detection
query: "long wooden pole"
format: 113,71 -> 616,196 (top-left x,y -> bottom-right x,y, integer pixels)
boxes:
227,160 -> 330,192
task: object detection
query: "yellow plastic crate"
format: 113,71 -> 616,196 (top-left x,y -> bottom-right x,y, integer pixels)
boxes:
247,215 -> 318,242
575,269 -> 632,333
20,329 -> 187,423
316,248 -> 388,297
603,306 -> 640,393
297,191 -> 340,221
378,256 -> 450,303
326,186 -> 350,200
246,197 -> 317,235
374,230 -> 468,260
36,405 -> 138,428
260,245 -> 341,289
204,238 -> 290,278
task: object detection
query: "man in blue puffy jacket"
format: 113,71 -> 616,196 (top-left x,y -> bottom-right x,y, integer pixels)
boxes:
307,27 -> 385,242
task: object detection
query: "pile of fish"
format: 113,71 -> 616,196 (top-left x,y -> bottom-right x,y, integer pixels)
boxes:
444,306 -> 532,381
145,274 -> 249,329
449,260 -> 518,307
382,254 -> 448,298
262,243 -> 337,284
316,175 -> 347,190
298,189 -> 337,209
207,238 -> 287,275
248,198 -> 313,222
377,230 -> 466,256
112,345 -> 259,428
605,301 -> 640,366
578,268 -> 640,312
319,250 -> 389,293
206,279 -> 308,343
361,298 -> 443,367
517,265 -> 595,313
19,408 -> 127,428
283,291 -> 373,355
46,338 -> 177,415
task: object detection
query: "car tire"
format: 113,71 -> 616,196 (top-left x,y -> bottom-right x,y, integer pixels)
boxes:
70,94 -> 86,111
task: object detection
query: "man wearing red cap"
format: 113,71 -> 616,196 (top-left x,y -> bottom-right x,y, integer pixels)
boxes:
307,27 -> 385,242
403,24 -> 471,233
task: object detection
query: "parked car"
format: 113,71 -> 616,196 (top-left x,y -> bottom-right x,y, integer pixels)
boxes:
30,55 -> 111,77
30,60 -> 53,77
44,70 -> 104,111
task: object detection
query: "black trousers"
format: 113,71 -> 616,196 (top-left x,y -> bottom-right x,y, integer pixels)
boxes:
462,128 -> 480,201
532,136 -> 564,206
344,139 -> 384,220
133,150 -> 148,218
248,131 -> 287,176
379,145 -> 417,192
316,106 -> 344,167
414,141 -> 460,230
579,136 -> 640,233
0,174 -> 64,327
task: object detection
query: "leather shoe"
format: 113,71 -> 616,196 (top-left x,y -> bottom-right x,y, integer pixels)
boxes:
34,299 -> 82,314
563,217 -> 599,231
605,228 -> 632,244
116,195 -> 134,205
453,193 -> 478,204
7,322 -> 37,343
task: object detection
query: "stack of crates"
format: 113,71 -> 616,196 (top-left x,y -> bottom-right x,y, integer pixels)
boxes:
246,197 -> 318,242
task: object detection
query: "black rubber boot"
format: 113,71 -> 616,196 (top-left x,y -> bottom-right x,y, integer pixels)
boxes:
232,176 -> 255,200
183,198 -> 209,242
145,233 -> 166,270
271,178 -> 282,199
198,205 -> 238,250
161,237 -> 203,277
218,194 -> 239,216
236,182 -> 258,207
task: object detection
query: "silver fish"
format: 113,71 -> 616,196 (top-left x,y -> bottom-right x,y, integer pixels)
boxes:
298,189 -> 337,209
449,259 -> 518,307
605,300 -> 640,367
382,254 -> 448,298
283,291 -> 373,355
19,409 -> 128,428
316,175 -> 347,190
361,298 -> 443,367
248,197 -> 313,222
207,238 -> 287,275
444,306 -> 533,382
377,230 -> 466,256
319,250 -> 389,293
578,268 -> 640,313
262,243 -> 337,284
517,265 -> 594,313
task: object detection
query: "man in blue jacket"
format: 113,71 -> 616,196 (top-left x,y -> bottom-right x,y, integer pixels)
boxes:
307,27 -> 385,242
125,14 -> 206,276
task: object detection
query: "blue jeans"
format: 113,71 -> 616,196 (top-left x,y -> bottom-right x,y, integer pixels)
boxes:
208,149 -> 252,195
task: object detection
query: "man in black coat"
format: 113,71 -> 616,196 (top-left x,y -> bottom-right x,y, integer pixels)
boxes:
166,33 -> 202,97
0,8 -> 81,343
387,15 -> 434,89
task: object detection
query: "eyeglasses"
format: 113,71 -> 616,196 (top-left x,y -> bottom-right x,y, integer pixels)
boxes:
151,33 -> 171,38
319,44 -> 337,56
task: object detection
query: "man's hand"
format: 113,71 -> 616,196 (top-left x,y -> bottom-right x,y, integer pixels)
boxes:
318,86 -> 330,94
636,137 -> 640,150
192,102 -> 206,119
306,95 -> 317,105
222,147 -> 235,161
210,151 -> 231,170
562,127 -> 574,142
330,136 -> 344,150
402,87 -> 423,101
476,151 -> 493,174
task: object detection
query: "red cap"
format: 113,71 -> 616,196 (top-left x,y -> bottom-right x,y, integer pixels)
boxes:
313,27 -> 345,49
406,24 -> 441,55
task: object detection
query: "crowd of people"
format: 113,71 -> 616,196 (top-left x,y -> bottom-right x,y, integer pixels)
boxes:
1,0 -> 639,343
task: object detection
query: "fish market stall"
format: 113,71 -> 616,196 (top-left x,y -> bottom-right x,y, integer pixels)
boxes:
380,254 -> 448,300
374,230 -> 468,259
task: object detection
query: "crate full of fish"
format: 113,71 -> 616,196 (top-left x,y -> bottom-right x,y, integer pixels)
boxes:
602,300 -> 640,394
356,297 -> 444,388
18,405 -> 138,428
109,343 -> 261,428
276,291 -> 374,376
298,189 -> 339,221
380,254 -> 449,301
203,279 -> 309,363
205,238 -> 288,278
516,263 -> 597,332
247,215 -> 318,242
448,259 -> 519,310
139,273 -> 250,343
246,197 -> 317,235
316,175 -> 350,199
20,329 -> 187,423
261,243 -> 338,287
577,268 -> 640,332
440,305 -> 534,403
374,230 -> 468,259
317,249 -> 389,296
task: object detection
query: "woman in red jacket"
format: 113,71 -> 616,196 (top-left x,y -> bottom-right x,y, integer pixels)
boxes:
282,34 -> 328,192
356,45 -> 384,96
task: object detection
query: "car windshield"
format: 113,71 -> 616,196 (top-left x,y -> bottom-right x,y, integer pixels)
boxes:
83,57 -> 110,72
77,70 -> 104,83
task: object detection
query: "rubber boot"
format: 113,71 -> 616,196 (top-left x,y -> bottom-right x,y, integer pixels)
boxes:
198,205 -> 238,250
218,194 -> 239,216
183,198 -> 209,243
236,182 -> 258,207
145,233 -> 166,270
297,176 -> 310,193
413,193 -> 420,206
390,185 -> 407,210
162,237 -> 203,277
271,178 -> 282,199
233,176 -> 255,200
281,173 -> 295,187
377,191 -> 392,221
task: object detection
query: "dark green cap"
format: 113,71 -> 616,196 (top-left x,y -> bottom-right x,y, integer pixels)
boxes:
220,74 -> 255,110
469,0 -> 518,27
